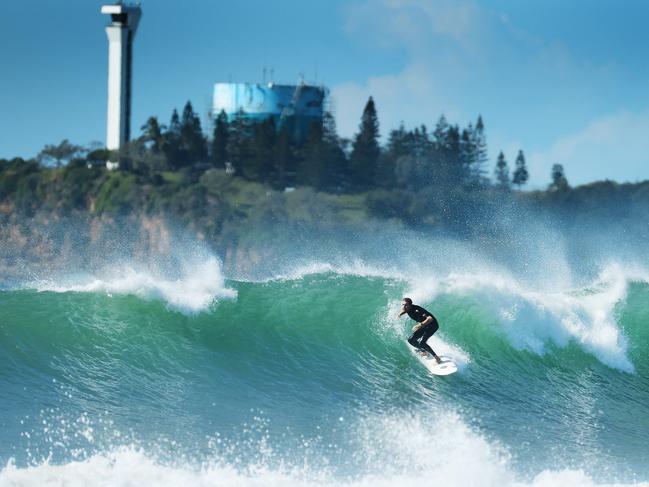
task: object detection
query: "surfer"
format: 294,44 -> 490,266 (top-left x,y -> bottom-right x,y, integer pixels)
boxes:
398,298 -> 442,364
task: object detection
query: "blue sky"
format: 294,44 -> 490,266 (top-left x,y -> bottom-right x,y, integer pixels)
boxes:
2,0 -> 649,187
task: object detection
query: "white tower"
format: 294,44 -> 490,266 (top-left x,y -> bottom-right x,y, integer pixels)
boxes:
101,2 -> 142,169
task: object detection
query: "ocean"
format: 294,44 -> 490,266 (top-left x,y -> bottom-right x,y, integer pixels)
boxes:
1,235 -> 648,486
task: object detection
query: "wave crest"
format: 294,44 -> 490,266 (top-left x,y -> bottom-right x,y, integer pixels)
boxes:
30,255 -> 236,314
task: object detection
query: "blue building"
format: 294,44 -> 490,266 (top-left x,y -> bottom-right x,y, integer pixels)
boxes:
212,82 -> 326,142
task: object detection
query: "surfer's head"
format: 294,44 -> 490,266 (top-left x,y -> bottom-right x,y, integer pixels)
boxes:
402,297 -> 412,309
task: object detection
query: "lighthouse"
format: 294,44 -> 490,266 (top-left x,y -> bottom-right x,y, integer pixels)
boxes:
101,2 -> 141,169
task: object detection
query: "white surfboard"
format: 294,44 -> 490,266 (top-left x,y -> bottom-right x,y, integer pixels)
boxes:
412,350 -> 458,376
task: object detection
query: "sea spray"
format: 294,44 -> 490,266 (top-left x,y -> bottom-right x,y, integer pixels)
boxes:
2,411 -> 647,486
30,254 -> 235,314
3,240 -> 649,483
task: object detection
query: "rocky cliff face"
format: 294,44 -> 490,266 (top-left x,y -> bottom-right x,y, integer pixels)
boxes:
0,208 -> 265,282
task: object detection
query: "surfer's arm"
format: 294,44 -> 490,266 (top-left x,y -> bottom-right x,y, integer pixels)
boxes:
397,310 -> 407,318
420,315 -> 433,326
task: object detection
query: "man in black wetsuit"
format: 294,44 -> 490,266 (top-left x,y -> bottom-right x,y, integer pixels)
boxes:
397,297 -> 442,364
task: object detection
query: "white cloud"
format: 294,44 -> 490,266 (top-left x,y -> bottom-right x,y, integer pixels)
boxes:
334,0 -> 649,185
333,0 -> 487,138
528,111 -> 649,186
331,63 -> 459,139
385,0 -> 484,50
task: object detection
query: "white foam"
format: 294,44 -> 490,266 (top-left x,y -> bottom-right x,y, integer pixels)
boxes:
252,260 -> 403,283
428,336 -> 471,370
404,262 -> 649,373
32,255 -> 236,315
240,252 -> 642,372
1,411 -> 646,487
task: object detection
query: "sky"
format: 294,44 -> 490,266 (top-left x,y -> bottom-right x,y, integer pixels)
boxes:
1,0 -> 649,187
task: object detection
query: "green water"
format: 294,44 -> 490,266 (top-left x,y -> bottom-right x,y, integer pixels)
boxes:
1,270 -> 648,486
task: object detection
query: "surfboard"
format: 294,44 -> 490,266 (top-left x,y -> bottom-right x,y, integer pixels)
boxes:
412,351 -> 458,376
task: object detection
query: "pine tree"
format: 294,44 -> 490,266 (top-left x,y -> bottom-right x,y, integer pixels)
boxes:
446,124 -> 461,181
298,121 -> 327,188
430,115 -> 452,189
459,125 -> 476,188
249,118 -> 276,182
380,123 -> 409,188
210,110 -> 229,168
434,121 -> 462,189
169,109 -> 181,135
349,96 -> 380,190
273,125 -> 294,188
180,101 -> 207,164
320,111 -> 347,191
226,109 -> 253,177
162,109 -> 182,169
549,163 -> 569,191
494,151 -> 510,190
432,115 -> 449,147
470,115 -> 489,187
512,150 -> 529,189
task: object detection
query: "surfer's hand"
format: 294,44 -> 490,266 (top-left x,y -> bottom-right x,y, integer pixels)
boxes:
412,323 -> 422,332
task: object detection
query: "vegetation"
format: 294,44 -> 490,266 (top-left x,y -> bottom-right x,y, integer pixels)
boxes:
3,96 -> 649,246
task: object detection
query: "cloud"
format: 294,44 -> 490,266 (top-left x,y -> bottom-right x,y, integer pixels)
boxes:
331,63 -> 459,140
528,111 -> 649,186
343,0 -> 490,58
334,0 -> 649,186
385,0 -> 484,51
333,0 -> 490,138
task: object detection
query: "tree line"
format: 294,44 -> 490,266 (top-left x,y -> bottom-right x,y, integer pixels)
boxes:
118,97 -> 571,193
31,96 -> 571,195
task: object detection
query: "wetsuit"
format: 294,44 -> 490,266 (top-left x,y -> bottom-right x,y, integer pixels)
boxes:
406,305 -> 439,357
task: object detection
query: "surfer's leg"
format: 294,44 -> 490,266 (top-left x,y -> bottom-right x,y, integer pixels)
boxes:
407,325 -> 426,349
419,324 -> 441,362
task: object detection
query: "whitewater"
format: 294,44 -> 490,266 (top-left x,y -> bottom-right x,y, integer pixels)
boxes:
1,231 -> 649,487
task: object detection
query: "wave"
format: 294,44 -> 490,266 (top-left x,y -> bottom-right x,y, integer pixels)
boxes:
2,264 -> 649,482
1,411 -> 645,487
27,255 -> 236,314
401,262 -> 649,373
7,244 -> 649,371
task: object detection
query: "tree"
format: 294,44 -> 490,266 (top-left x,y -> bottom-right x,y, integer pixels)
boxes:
249,117 -> 276,181
318,111 -> 347,191
494,151 -> 510,190
37,140 -> 85,167
459,125 -> 476,187
378,123 -> 408,188
140,117 -> 164,153
162,109 -> 182,169
512,150 -> 529,189
210,110 -> 229,168
432,115 -> 450,148
430,117 -> 462,190
226,110 -> 254,178
349,96 -> 380,190
470,115 -> 489,187
180,101 -> 207,164
298,121 -> 327,188
445,124 -> 462,185
549,163 -> 569,191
